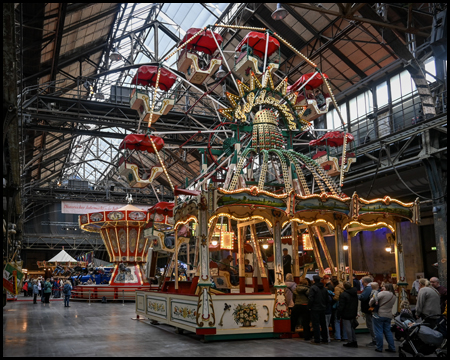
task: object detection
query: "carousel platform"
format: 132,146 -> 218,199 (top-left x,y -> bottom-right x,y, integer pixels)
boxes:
3,300 -> 396,357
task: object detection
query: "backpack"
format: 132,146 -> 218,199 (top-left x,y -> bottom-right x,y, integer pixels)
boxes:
101,296 -> 107,303
63,284 -> 69,294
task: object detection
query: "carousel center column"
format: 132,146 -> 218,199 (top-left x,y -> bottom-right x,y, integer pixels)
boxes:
334,215 -> 346,282
394,219 -> 408,311
291,221 -> 301,283
272,220 -> 290,333
195,191 -> 216,335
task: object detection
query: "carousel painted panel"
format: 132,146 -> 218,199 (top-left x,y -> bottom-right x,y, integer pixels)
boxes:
358,200 -> 414,219
294,196 -> 350,215
170,299 -> 198,327
108,228 -> 121,262
212,294 -> 275,334
217,193 -> 287,210
146,295 -> 168,319
128,227 -> 138,261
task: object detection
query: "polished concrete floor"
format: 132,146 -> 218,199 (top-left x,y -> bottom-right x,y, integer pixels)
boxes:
4,299 -> 401,357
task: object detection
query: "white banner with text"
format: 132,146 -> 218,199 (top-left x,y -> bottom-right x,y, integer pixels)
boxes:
61,201 -> 150,214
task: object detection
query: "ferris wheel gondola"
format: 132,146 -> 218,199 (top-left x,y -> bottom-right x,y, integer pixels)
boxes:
234,31 -> 281,82
130,65 -> 180,127
118,134 -> 165,189
177,28 -> 223,85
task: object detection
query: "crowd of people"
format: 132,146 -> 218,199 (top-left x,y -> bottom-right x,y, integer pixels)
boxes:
22,277 -> 73,307
286,273 -> 447,353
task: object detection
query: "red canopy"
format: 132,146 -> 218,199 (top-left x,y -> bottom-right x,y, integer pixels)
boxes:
309,131 -> 354,147
235,31 -> 280,58
287,72 -> 329,93
131,66 -> 177,91
147,202 -> 174,217
182,28 -> 223,55
119,134 -> 164,153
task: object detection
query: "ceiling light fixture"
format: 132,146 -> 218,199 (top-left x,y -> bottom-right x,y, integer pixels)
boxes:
110,47 -> 122,62
215,65 -> 227,79
271,3 -> 288,20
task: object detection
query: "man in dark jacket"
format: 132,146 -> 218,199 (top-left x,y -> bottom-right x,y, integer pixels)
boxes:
338,282 -> 359,347
282,249 -> 291,279
308,275 -> 330,344
358,277 -> 376,347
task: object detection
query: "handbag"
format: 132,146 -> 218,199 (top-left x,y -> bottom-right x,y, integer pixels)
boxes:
352,318 -> 359,329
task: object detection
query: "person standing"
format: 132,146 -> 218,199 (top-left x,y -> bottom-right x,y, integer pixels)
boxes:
352,275 -> 362,291
285,273 -> 297,315
358,277 -> 376,347
22,280 -> 28,297
32,280 -> 39,304
411,275 -> 421,297
63,280 -> 72,307
416,278 -> 441,319
332,278 -> 347,341
53,279 -> 60,298
291,279 -> 311,338
430,277 -> 447,314
338,282 -> 359,347
282,249 -> 292,279
370,284 -> 396,353
27,279 -> 33,297
43,278 -> 52,304
37,278 -> 44,302
325,286 -> 335,343
308,275 -> 330,344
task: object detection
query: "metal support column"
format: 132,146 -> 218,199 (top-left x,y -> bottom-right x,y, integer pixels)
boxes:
334,219 -> 346,282
347,231 -> 353,283
394,220 -> 408,310
291,221 -> 300,282
238,225 -> 246,293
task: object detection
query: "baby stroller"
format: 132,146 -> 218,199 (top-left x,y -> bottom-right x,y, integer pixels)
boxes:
395,313 -> 447,357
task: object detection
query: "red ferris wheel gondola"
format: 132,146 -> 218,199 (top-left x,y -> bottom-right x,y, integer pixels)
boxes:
309,131 -> 354,148
235,31 -> 280,58
131,65 -> 177,91
287,72 -> 330,93
119,134 -> 165,153
182,28 -> 223,55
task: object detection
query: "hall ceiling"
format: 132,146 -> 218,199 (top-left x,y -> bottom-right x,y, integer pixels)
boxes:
16,3 -> 436,193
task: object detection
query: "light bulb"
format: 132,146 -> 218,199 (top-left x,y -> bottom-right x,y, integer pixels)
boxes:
343,245 -> 349,251
385,246 -> 391,253
211,240 -> 218,246
262,244 -> 269,249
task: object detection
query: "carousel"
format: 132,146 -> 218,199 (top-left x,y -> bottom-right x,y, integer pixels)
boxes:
78,25 -> 420,339
76,203 -> 155,300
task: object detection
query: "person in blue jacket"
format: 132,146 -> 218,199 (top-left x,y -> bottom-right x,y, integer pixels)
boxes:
358,277 -> 376,347
63,281 -> 72,307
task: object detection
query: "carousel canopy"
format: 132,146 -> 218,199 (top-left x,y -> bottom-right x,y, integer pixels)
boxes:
48,249 -> 77,263
131,65 -> 177,91
117,204 -> 146,212
147,202 -> 174,217
309,131 -> 355,147
287,72 -> 330,93
119,134 -> 164,153
235,31 -> 280,58
182,28 -> 223,55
